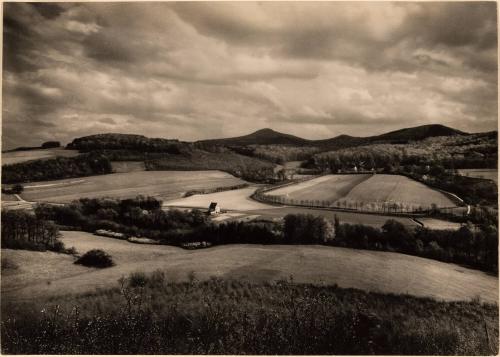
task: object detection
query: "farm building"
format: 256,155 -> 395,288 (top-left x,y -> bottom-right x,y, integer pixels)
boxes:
208,202 -> 221,215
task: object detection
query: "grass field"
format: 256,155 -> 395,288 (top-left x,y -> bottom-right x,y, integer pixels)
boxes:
110,161 -> 146,173
20,170 -> 246,203
269,174 -> 370,202
267,174 -> 456,209
247,207 -> 419,228
458,169 -> 498,184
415,218 -> 463,230
3,274 -> 497,354
2,148 -> 79,165
2,231 -> 497,303
341,174 -> 457,208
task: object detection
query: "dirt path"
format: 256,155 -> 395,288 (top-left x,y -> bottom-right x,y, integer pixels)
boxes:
2,231 -> 497,304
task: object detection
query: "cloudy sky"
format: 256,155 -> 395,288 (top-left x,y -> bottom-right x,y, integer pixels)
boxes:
2,2 -> 497,149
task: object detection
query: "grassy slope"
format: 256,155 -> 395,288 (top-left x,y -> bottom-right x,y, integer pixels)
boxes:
2,274 -> 498,354
1,148 -> 79,165
110,161 -> 146,173
341,174 -> 456,208
20,170 -> 246,203
145,149 -> 275,177
2,231 -> 497,303
268,174 -> 371,201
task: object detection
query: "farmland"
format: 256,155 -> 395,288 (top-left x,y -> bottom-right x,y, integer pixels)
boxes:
1,148 -> 79,165
2,230 -> 497,303
20,170 -> 246,203
268,174 -> 371,202
341,174 -> 456,208
265,174 -> 457,210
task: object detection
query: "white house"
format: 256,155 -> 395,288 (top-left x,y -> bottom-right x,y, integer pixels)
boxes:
208,202 -> 221,215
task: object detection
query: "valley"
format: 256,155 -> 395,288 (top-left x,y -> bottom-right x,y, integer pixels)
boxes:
3,230 -> 497,303
2,124 -> 498,355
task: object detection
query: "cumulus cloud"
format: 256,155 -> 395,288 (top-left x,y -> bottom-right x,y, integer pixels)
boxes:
2,2 -> 497,149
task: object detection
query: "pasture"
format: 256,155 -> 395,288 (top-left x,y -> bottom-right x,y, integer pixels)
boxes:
458,169 -> 498,184
20,170 -> 246,203
2,148 -> 79,165
268,174 -> 370,202
2,231 -> 497,303
266,174 -> 456,210
341,174 -> 456,208
415,218 -> 463,230
111,161 -> 146,173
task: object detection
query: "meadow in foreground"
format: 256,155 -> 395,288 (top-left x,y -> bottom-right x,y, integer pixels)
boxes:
2,272 -> 498,355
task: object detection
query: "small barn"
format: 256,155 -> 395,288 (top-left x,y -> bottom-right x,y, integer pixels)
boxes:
208,202 -> 221,215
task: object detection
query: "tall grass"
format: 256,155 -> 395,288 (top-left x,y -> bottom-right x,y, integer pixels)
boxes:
2,272 -> 498,355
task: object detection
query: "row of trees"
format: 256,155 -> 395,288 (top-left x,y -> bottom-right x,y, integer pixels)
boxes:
24,195 -> 499,272
259,193 -> 445,214
2,210 -> 64,252
2,152 -> 113,184
334,218 -> 498,272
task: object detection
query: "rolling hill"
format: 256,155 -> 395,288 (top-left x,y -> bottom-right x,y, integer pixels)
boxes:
369,124 -> 466,143
197,128 -> 312,146
197,124 -> 469,148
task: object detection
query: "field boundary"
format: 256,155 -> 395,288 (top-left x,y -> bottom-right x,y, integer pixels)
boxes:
183,183 -> 250,197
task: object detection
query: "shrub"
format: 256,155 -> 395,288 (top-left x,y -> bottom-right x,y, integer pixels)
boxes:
128,271 -> 147,287
75,249 -> 114,268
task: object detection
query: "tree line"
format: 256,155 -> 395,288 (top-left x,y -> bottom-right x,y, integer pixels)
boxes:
334,218 -> 498,273
1,210 -> 65,252
2,152 -> 113,184
31,197 -> 498,272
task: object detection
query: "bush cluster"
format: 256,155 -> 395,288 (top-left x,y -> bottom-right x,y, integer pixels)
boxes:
75,249 -> 114,268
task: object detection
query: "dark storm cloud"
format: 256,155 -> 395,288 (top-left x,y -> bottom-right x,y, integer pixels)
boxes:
2,2 -> 498,149
30,3 -> 65,20
83,31 -> 140,63
398,2 -> 496,50
172,2 -> 497,75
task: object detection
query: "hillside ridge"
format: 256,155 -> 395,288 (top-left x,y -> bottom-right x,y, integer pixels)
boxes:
196,124 -> 469,147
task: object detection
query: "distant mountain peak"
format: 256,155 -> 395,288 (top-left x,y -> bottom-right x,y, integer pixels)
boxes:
253,128 -> 276,134
198,128 -> 310,146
